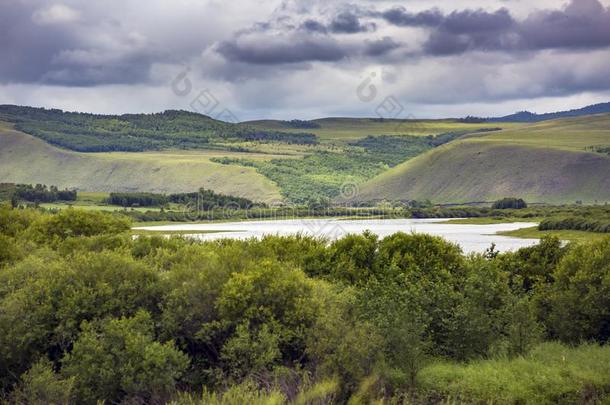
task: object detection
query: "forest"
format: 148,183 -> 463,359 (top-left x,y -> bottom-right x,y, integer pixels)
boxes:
0,105 -> 318,152
0,204 -> 608,404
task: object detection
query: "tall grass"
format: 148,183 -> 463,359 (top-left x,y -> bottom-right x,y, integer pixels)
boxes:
416,342 -> 610,404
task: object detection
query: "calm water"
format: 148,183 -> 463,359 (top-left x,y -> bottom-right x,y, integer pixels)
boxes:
135,218 -> 540,254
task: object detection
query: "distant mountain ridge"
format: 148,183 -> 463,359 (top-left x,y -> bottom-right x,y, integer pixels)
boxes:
487,102 -> 610,123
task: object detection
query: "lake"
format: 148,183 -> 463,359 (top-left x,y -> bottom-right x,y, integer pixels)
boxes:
134,218 -> 540,254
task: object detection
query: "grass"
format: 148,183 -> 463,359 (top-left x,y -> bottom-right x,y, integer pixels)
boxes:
40,202 -> 162,213
441,217 -> 543,225
417,342 -> 610,405
497,226 -> 609,243
357,114 -> 610,205
0,124 -> 282,203
131,229 -> 235,236
244,118 -> 520,142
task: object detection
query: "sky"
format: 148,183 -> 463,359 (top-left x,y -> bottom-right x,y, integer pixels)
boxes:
1,0 -> 610,120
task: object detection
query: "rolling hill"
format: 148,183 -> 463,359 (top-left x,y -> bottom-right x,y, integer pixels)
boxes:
0,122 -> 282,203
244,117 -> 520,141
487,102 -> 610,123
2,103 -> 609,205
355,114 -> 610,204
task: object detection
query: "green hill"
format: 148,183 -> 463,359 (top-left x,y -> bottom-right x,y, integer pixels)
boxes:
0,105 -> 318,152
0,122 -> 282,203
355,114 -> 610,204
244,117 -> 520,141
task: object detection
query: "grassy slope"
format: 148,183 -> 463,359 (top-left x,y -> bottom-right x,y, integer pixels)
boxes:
243,118 -> 519,142
0,123 -> 282,203
357,114 -> 610,204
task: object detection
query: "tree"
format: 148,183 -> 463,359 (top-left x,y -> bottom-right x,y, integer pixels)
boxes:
29,208 -> 131,243
544,237 -> 610,343
62,311 -> 188,404
10,359 -> 75,405
220,322 -> 281,380
327,231 -> 378,285
492,198 -> 527,210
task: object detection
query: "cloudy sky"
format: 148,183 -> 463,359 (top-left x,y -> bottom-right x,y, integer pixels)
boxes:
2,0 -> 610,120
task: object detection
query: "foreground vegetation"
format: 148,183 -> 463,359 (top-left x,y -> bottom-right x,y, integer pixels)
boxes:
0,205 -> 608,404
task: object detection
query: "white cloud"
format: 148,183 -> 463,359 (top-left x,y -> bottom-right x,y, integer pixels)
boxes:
32,4 -> 80,25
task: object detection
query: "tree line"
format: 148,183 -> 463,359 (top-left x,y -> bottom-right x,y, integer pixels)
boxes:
106,188 -> 260,210
0,183 -> 76,205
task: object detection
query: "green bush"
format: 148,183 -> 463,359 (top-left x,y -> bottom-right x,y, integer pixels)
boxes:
492,197 -> 528,209
62,311 -> 188,404
1,206 -> 609,403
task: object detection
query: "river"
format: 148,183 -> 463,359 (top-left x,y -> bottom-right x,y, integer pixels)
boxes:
134,218 -> 540,254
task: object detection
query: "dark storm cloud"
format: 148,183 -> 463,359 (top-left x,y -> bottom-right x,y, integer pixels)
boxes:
423,9 -> 518,55
519,0 -> 610,50
330,11 -> 375,33
364,37 -> 401,56
441,8 -> 514,34
216,36 -> 349,64
381,0 -> 610,56
0,4 -> 78,84
299,19 -> 328,33
298,11 -> 375,34
379,7 -> 443,27
0,2 -> 171,86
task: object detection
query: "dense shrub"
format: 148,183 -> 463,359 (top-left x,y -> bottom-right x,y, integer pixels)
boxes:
540,216 -> 610,233
0,206 -> 609,403
492,197 -> 528,209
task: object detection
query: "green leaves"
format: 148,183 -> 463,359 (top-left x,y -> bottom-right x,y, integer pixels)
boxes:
62,311 -> 188,404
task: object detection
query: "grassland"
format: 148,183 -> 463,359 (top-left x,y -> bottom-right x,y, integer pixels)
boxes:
442,217 -> 544,225
244,117 -> 520,142
357,114 -> 610,205
497,226 -> 609,243
0,124 -> 282,203
130,229 -> 234,236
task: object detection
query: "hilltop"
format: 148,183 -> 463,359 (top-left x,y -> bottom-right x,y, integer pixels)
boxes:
0,105 -> 318,152
355,114 -> 610,204
487,102 -> 610,123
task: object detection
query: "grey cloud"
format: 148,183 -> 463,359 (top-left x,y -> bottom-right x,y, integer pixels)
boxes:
409,0 -> 610,55
442,8 -> 514,34
300,19 -> 328,33
423,9 -> 518,55
330,11 -> 375,33
0,1 -> 228,86
217,36 -> 349,64
519,0 -> 610,50
0,4 -> 78,84
364,37 -> 401,56
380,7 -> 443,27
